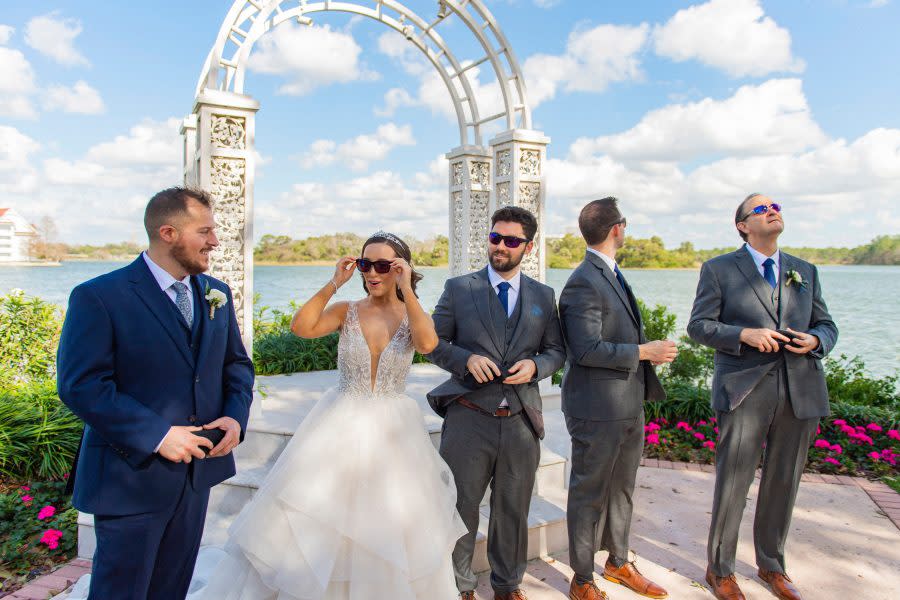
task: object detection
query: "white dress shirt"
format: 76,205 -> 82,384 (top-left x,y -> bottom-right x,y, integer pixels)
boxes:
142,251 -> 193,453
744,243 -> 781,282
587,247 -> 619,273
486,263 -> 521,318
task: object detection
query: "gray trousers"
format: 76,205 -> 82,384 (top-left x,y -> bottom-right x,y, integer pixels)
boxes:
708,367 -> 819,576
439,402 -> 541,594
566,412 -> 644,579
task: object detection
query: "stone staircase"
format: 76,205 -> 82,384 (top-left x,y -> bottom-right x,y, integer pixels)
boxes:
77,364 -> 570,573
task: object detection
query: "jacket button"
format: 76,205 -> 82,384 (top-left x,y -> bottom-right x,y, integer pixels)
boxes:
189,415 -> 198,424
195,376 -> 200,383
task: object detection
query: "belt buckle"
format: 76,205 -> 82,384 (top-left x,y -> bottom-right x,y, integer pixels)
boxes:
494,407 -> 511,417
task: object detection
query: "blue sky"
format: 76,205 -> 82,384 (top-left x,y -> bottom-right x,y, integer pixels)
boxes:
1,0 -> 898,248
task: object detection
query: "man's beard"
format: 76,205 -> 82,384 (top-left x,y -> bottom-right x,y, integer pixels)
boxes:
489,248 -> 524,273
171,242 -> 209,276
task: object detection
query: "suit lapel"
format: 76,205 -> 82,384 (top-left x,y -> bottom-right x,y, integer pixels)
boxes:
194,274 -> 214,368
734,247 -> 778,322
469,268 -> 504,356
505,275 -> 534,355
587,252 -> 639,327
127,257 -> 194,367
778,253 -> 795,327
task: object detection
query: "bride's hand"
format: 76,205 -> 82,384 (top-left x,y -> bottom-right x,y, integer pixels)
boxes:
391,258 -> 413,293
332,256 -> 357,289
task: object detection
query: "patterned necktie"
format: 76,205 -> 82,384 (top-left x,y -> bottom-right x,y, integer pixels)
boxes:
171,281 -> 193,325
762,258 -> 777,289
497,281 -> 511,317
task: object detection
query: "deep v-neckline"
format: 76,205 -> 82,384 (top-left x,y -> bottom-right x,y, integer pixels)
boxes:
352,302 -> 408,392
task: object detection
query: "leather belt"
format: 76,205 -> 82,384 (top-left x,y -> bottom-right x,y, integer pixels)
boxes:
457,397 -> 515,417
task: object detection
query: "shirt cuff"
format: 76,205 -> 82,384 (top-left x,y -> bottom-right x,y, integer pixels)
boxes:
154,429 -> 170,454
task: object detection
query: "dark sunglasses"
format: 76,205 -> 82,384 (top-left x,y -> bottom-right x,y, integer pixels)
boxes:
488,232 -> 531,248
356,258 -> 393,274
741,203 -> 782,221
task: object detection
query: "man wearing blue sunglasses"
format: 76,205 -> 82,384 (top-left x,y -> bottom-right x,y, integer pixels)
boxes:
688,193 -> 838,600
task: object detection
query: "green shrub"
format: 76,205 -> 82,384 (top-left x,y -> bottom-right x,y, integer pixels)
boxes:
0,290 -> 62,388
636,298 -> 677,342
0,382 -> 82,481
254,331 -> 339,375
825,354 -> 899,408
829,401 -> 899,430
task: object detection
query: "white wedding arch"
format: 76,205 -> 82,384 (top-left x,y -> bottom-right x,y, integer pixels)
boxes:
182,0 -> 550,346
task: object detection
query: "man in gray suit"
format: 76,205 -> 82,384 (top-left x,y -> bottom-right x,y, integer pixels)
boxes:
559,198 -> 675,600
427,206 -> 565,600
688,193 -> 838,600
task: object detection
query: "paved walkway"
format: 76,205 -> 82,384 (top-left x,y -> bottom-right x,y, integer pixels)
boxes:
19,465 -> 900,600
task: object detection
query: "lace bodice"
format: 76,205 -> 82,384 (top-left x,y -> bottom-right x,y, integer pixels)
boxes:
337,302 -> 414,396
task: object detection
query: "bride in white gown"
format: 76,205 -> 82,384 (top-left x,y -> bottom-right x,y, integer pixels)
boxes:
188,232 -> 466,600
64,233 -> 465,600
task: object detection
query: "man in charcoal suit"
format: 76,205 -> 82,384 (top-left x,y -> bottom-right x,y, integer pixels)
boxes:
427,205 -> 566,600
57,187 -> 254,600
559,197 -> 676,600
688,193 -> 838,600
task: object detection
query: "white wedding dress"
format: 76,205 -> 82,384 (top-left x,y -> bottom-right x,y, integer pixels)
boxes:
65,301 -> 466,600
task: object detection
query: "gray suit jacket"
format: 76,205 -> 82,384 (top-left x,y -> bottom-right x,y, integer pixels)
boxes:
426,267 -> 566,438
559,251 -> 666,421
687,246 -> 838,418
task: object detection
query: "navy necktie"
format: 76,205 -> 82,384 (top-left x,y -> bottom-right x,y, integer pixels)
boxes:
497,281 -> 511,317
762,258 -> 777,289
613,265 -> 628,293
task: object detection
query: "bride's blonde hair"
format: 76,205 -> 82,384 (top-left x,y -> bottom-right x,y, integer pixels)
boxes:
360,232 -> 423,302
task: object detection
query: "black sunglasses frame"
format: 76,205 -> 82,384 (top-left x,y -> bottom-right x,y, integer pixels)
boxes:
355,258 -> 393,274
488,232 -> 532,248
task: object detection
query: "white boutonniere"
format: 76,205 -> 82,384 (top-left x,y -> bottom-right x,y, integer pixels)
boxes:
204,283 -> 228,319
785,269 -> 807,289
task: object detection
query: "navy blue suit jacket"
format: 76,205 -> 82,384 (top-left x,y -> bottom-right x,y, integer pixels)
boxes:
57,256 -> 254,516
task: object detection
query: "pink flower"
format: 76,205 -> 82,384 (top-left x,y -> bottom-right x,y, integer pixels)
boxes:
20,486 -> 30,491
694,432 -> 706,441
676,421 -> 692,431
703,440 -> 716,450
868,451 -> 881,461
39,529 -> 63,550
645,423 -> 661,432
646,433 -> 660,445
824,457 -> 840,465
832,419 -> 846,426
714,427 -> 720,434
888,430 -> 900,441
840,424 -> 856,435
37,505 -> 56,521
698,420 -> 708,426
21,495 -> 33,503
867,423 -> 883,432
814,439 -> 832,449
816,426 -> 821,435
62,473 -> 70,480
831,444 -> 843,454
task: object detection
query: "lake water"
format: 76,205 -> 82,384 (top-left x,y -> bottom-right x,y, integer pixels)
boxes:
2,261 -> 898,377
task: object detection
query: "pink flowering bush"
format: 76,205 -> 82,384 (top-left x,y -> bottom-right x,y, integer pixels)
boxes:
0,479 -> 77,590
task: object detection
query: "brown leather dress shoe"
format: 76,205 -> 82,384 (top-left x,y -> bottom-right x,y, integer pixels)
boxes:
602,560 -> 668,598
569,580 -> 609,600
459,592 -> 476,600
758,568 -> 803,600
705,567 -> 746,600
493,590 -> 528,600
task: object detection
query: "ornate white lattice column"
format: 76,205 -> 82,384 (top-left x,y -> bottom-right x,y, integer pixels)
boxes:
185,90 -> 259,350
180,114 -> 198,186
490,130 -> 550,282
447,145 -> 493,277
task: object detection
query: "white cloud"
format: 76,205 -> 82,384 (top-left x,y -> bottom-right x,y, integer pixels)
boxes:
247,23 -> 377,95
43,80 -> 105,114
374,88 -> 417,118
0,24 -> 14,45
376,31 -> 427,76
869,0 -> 889,7
0,47 -> 37,118
654,0 -> 804,77
0,126 -> 40,194
25,12 -> 90,66
300,123 -> 415,171
85,118 -> 181,166
570,79 -> 827,163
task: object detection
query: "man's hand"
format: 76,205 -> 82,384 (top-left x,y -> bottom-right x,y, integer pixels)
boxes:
158,426 -> 213,463
466,354 -> 502,383
784,328 -> 820,355
504,359 -> 537,385
639,340 -> 678,364
203,417 -> 242,457
739,328 -> 790,353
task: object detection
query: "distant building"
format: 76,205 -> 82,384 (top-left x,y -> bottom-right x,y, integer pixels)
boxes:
0,208 -> 38,262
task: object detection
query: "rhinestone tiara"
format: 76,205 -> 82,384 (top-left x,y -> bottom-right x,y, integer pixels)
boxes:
371,230 -> 404,247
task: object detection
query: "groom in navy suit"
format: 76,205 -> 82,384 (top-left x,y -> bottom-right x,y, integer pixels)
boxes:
58,187 -> 254,600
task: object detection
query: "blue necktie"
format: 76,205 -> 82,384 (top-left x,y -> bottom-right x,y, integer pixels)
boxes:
497,281 -> 511,317
171,281 -> 193,325
762,258 -> 777,289
613,264 -> 628,293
